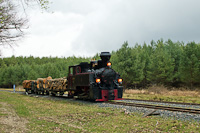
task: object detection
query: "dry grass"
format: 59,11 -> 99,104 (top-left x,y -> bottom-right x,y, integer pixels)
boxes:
167,90 -> 200,97
125,85 -> 200,97
125,89 -> 146,94
124,85 -> 200,103
0,86 -> 25,92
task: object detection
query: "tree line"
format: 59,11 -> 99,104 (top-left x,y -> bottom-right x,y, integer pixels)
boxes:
111,39 -> 200,89
0,39 -> 200,89
0,56 -> 89,87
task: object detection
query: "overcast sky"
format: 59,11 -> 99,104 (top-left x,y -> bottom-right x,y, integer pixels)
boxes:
1,0 -> 200,57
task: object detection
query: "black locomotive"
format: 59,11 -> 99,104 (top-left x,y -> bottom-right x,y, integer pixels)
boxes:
67,52 -> 123,101
23,52 -> 123,101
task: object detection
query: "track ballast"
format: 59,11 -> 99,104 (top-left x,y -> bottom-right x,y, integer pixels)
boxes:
106,101 -> 200,115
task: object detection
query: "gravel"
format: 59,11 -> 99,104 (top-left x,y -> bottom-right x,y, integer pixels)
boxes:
96,99 -> 200,122
122,99 -> 200,109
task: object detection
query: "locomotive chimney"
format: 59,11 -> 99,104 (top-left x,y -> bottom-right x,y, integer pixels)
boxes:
100,52 -> 111,64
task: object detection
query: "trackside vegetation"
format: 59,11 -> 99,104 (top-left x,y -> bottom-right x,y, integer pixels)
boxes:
0,91 -> 200,132
123,86 -> 200,104
0,39 -> 200,89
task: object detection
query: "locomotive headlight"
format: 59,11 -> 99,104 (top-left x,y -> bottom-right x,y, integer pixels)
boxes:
107,62 -> 111,67
96,78 -> 101,84
118,78 -> 123,84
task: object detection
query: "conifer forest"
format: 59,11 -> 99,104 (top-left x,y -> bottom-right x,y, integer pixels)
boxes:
1,39 -> 200,89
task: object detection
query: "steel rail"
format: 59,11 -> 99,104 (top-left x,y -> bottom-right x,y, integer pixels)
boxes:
123,98 -> 200,106
106,101 -> 200,114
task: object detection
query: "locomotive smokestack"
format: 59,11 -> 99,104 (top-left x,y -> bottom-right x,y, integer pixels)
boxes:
100,52 -> 111,62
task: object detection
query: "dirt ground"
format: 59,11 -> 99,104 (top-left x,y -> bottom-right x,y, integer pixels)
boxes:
0,102 -> 29,133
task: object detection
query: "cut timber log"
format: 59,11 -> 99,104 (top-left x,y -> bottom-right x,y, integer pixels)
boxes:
47,77 -> 67,91
22,80 -> 35,89
36,76 -> 52,89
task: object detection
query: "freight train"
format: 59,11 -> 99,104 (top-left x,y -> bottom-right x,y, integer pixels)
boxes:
23,52 -> 123,101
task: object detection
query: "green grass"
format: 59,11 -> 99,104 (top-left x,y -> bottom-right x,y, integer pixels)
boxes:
0,113 -> 7,116
0,91 -> 200,132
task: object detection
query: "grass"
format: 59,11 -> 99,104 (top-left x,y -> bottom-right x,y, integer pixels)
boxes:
0,86 -> 25,92
0,113 -> 8,116
0,91 -> 200,132
124,85 -> 200,104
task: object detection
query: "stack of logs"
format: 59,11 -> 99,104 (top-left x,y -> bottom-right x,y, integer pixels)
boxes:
36,76 -> 52,89
23,76 -> 67,90
22,80 -> 35,89
47,77 -> 67,91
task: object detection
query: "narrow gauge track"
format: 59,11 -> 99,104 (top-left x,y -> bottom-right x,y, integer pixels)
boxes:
106,101 -> 200,114
1,90 -> 200,115
124,98 -> 200,106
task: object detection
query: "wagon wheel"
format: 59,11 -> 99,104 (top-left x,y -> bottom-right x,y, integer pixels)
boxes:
59,92 -> 64,96
46,90 -> 49,95
51,92 -> 56,96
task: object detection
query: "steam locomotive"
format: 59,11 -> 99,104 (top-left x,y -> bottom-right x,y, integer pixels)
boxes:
67,52 -> 123,101
23,52 -> 123,101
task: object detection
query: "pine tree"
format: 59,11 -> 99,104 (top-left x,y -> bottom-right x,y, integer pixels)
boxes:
165,39 -> 183,86
179,42 -> 200,88
148,39 -> 175,85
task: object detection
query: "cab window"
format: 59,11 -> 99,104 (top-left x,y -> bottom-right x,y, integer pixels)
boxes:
69,67 -> 73,75
76,67 -> 80,73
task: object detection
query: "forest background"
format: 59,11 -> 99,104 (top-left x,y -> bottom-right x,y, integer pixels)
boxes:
0,39 -> 200,89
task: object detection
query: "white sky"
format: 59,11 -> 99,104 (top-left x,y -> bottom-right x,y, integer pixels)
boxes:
1,0 -> 200,57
